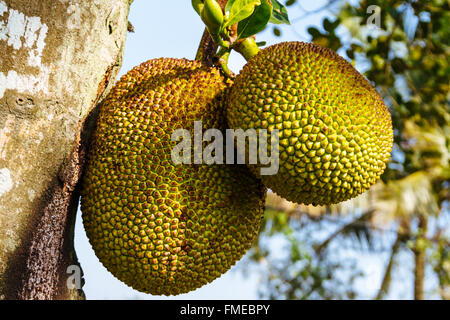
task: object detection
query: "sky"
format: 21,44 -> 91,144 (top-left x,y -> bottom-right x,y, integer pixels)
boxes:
74,0 -> 428,300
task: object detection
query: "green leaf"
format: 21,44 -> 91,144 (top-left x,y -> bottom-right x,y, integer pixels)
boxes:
273,26 -> 281,36
225,0 -> 236,13
346,49 -> 354,59
256,41 -> 267,47
269,0 -> 290,25
224,0 -> 261,28
307,26 -> 321,38
236,0 -> 272,39
323,18 -> 334,32
285,0 -> 296,6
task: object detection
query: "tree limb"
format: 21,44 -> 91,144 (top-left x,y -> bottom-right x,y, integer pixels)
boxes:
375,231 -> 404,300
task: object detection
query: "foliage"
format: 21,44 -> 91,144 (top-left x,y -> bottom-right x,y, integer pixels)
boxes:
194,0 -> 290,44
252,208 -> 362,299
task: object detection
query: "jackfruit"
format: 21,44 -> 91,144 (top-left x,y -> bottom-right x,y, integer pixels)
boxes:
81,58 -> 266,295
227,42 -> 393,205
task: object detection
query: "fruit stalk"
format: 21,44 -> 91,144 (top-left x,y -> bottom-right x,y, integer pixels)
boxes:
234,37 -> 261,61
194,0 -> 262,73
194,0 -> 234,76
216,46 -> 234,77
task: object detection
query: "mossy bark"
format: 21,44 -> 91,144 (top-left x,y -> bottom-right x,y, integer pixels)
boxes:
0,0 -> 131,299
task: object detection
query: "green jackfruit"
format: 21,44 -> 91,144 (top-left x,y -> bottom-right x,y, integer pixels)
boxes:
81,58 -> 266,295
227,42 -> 393,205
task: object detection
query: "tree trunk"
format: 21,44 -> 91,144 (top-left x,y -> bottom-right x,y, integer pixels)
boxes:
375,231 -> 402,300
0,0 -> 131,299
414,214 -> 428,300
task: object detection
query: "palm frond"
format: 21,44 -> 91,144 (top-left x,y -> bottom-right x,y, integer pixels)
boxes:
315,209 -> 376,254
374,231 -> 405,299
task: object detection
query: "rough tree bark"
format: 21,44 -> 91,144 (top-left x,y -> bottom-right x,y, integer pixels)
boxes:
195,0 -> 228,68
0,0 -> 131,299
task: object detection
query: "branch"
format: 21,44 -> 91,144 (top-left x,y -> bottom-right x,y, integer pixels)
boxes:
374,231 -> 404,300
195,29 -> 219,67
314,209 -> 376,254
414,214 -> 428,300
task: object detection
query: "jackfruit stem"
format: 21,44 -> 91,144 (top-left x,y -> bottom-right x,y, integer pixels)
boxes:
194,29 -> 233,79
235,38 -> 261,61
217,46 -> 234,78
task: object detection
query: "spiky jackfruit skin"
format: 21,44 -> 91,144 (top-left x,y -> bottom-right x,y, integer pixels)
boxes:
227,42 -> 393,205
81,58 -> 266,295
